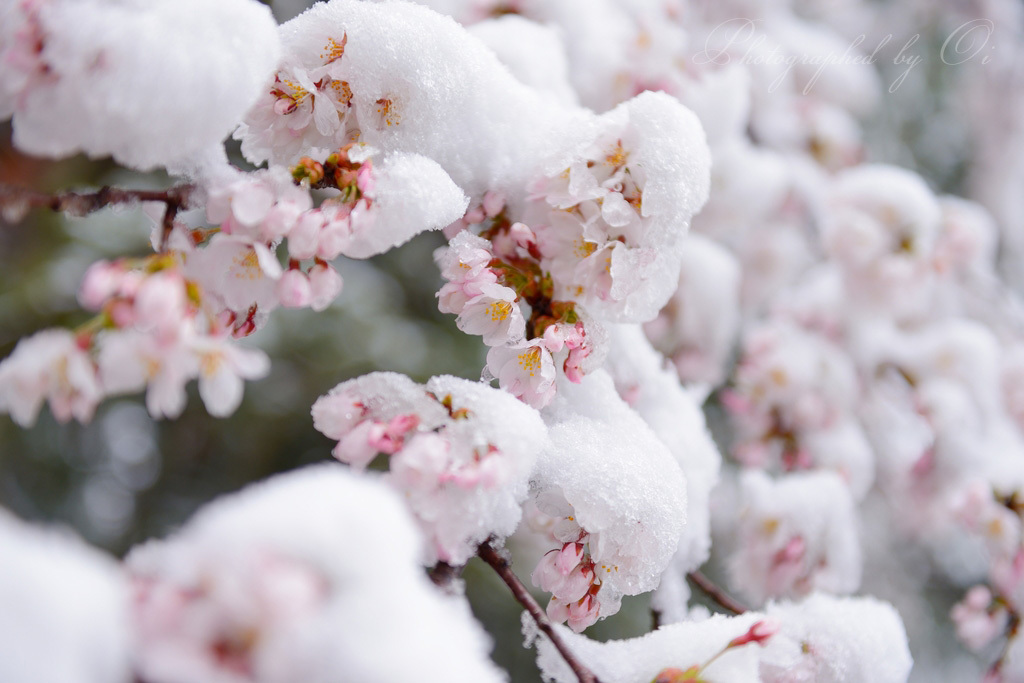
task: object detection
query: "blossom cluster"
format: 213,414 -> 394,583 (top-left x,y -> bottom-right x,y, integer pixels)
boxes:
0,466 -> 505,683
4,0 -> 1024,680
311,372 -> 545,565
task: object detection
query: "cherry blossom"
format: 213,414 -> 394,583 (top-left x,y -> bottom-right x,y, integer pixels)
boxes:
0,329 -> 101,427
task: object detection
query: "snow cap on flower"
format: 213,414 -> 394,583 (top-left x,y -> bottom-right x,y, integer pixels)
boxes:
534,370 -> 687,604
643,233 -> 741,387
241,0 -> 596,197
340,152 -> 469,259
530,592 -> 910,683
529,90 -> 712,323
730,470 -> 862,604
468,15 -> 578,106
3,0 -> 281,172
312,372 -> 547,564
760,593 -> 913,683
127,464 -> 504,683
602,325 -> 722,623
0,509 -> 131,683
822,164 -> 941,268
529,611 -> 770,683
312,372 -> 448,447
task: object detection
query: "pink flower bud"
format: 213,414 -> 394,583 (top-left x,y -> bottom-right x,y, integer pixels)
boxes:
78,260 -> 122,310
443,218 -> 469,239
774,536 -> 806,566
308,263 -> 343,312
555,543 -> 585,576
367,421 -> 402,455
287,211 -> 323,261
387,413 -> 420,438
335,420 -> 381,469
316,213 -> 352,261
277,269 -> 312,308
564,322 -> 586,349
274,97 -> 297,115
508,221 -> 536,249
564,346 -> 590,384
542,325 -> 568,353
482,190 -> 506,218
728,618 -> 781,648
546,597 -> 570,624
356,162 -> 375,195
135,271 -> 186,341
567,588 -> 601,632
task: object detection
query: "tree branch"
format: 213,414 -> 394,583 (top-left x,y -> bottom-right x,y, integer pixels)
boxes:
477,540 -> 601,683
0,183 -> 194,251
428,561 -> 462,590
987,610 -> 1020,680
687,570 -> 748,615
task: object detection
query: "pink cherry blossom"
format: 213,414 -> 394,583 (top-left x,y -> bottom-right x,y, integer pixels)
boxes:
485,341 -> 557,408
0,329 -> 102,426
951,586 -> 1009,652
191,335 -> 270,418
456,283 -> 526,346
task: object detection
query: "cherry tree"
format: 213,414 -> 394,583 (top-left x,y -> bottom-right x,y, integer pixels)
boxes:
2,0 -> 1024,681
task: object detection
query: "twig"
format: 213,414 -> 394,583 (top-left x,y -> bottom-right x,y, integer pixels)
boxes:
477,540 -> 601,683
428,561 -> 462,589
687,570 -> 748,615
159,195 -> 183,252
988,611 -> 1021,680
0,183 -> 193,251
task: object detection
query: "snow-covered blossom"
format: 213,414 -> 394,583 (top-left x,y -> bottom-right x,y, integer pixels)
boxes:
760,593 -> 914,683
127,465 -> 504,683
529,593 -> 911,683
0,329 -> 101,426
602,325 -> 722,624
529,371 -> 688,628
644,233 -> 741,388
724,319 -> 877,498
1,0 -> 281,171
436,231 -> 501,314
820,164 -> 941,321
0,509 -> 131,683
312,372 -> 546,564
526,91 -> 711,322
730,470 -> 861,604
5,0 -> 1020,677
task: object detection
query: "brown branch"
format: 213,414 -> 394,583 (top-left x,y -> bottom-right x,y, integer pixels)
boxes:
0,183 -> 194,251
477,540 -> 601,683
687,570 -> 748,615
428,561 -> 462,590
988,610 -> 1021,680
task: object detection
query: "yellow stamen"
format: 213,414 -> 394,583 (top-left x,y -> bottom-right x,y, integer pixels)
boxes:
486,300 -> 513,322
517,348 -> 541,377
320,36 -> 347,63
